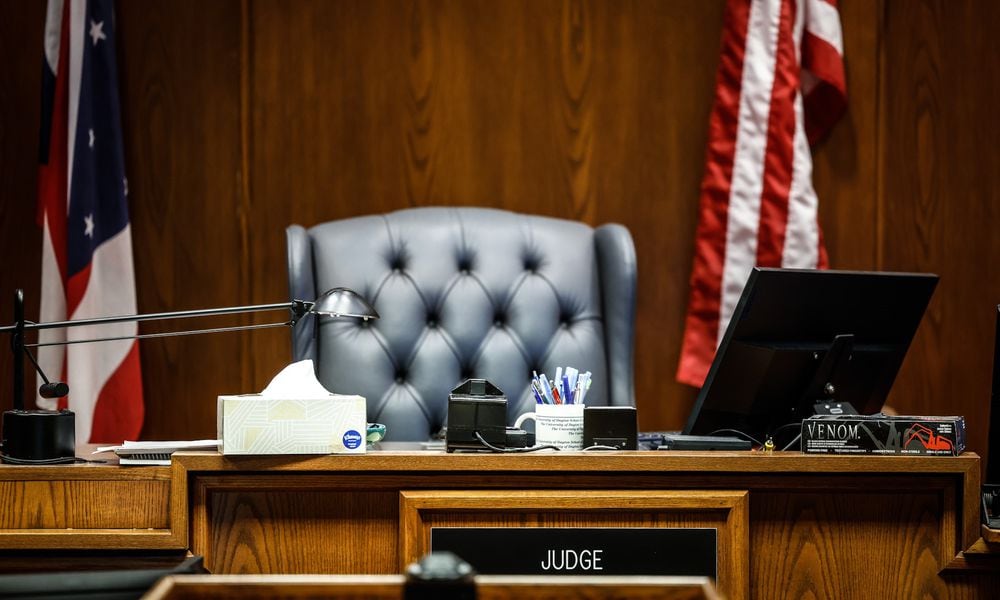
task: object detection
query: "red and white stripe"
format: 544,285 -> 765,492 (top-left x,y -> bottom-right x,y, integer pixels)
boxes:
677,0 -> 846,388
37,0 -> 143,443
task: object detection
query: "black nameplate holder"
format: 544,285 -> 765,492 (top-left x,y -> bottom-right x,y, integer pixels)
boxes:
430,527 -> 717,578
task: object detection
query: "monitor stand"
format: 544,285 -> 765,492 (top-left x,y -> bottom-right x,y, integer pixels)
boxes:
813,402 -> 858,416
801,333 -> 856,416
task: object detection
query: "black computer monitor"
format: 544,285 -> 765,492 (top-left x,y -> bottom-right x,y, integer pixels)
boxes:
683,268 -> 938,445
986,305 -> 1000,484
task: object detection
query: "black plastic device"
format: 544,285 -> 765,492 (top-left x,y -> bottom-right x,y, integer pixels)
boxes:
656,433 -> 752,451
1,409 -> 76,463
583,406 -> 638,449
446,379 -> 508,452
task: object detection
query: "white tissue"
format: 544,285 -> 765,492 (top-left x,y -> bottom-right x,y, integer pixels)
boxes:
260,359 -> 332,399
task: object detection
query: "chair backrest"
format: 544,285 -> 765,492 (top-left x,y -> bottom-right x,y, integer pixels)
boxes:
286,207 -> 636,441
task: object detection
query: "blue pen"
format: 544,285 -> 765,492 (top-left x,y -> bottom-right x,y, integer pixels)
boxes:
562,374 -> 573,404
531,371 -> 544,404
530,380 -> 544,404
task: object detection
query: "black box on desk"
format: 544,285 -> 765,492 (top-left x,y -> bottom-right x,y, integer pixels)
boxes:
583,406 -> 637,450
801,415 -> 965,455
446,379 -> 508,452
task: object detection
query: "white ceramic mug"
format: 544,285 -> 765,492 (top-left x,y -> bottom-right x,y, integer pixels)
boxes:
514,403 -> 585,450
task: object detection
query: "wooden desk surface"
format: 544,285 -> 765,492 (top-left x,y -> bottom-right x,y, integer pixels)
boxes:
0,447 -> 983,548
174,443 -> 982,475
145,574 -> 721,600
2,447 -> 997,598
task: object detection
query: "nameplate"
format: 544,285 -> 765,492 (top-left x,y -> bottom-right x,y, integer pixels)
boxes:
430,527 -> 716,577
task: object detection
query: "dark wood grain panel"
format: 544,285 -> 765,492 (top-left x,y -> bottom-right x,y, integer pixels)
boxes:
0,0 -> 47,411
812,0 -> 882,271
0,480 -> 168,529
750,489 -> 952,598
878,0 -> 1000,461
581,0 -> 726,430
115,0 -> 249,440
202,489 -> 398,573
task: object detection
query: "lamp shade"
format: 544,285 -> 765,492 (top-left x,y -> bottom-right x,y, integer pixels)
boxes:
311,287 -> 380,320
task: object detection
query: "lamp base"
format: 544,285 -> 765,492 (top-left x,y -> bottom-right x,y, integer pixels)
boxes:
1,409 -> 75,463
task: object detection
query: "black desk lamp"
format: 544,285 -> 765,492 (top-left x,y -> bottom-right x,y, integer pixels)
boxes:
1,287 -> 378,463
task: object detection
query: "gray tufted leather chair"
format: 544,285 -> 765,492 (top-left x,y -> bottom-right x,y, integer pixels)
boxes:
286,207 -> 637,441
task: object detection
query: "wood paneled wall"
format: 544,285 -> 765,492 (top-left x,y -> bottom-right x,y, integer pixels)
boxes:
1,1 -> 997,460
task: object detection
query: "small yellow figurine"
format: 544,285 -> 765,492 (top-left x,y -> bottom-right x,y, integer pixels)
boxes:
763,437 -> 775,453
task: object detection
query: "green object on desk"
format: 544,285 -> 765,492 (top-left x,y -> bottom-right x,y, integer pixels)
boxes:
367,423 -> 386,446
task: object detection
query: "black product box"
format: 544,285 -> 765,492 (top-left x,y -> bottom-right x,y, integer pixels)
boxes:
801,414 -> 965,455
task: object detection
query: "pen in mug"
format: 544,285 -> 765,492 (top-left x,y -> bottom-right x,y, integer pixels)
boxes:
539,373 -> 556,404
530,380 -> 544,404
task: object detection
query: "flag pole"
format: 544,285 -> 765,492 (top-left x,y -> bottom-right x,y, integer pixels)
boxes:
12,289 -> 25,412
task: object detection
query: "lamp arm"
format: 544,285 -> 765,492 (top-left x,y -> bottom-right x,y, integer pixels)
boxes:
24,320 -> 293,348
0,300 -> 316,334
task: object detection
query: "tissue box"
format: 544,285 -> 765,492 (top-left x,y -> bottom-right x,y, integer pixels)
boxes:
217,394 -> 367,455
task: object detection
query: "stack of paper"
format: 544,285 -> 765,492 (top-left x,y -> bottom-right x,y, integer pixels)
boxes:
93,439 -> 219,465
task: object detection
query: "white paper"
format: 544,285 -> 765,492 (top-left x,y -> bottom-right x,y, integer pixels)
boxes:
92,439 -> 220,454
260,359 -> 332,399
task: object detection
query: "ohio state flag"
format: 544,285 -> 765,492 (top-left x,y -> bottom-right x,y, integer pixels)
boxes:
37,0 -> 143,442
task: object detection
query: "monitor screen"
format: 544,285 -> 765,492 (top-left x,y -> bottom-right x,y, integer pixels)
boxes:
683,268 -> 938,446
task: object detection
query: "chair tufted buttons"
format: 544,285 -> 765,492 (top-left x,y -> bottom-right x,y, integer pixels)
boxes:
426,316 -> 437,328
395,369 -> 407,384
523,254 -> 539,272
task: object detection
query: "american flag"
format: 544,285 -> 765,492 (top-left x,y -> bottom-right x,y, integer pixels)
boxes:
677,0 -> 846,388
36,0 -> 143,443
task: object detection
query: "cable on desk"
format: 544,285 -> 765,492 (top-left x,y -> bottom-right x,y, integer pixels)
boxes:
474,431 -> 560,453
0,453 -> 106,465
781,433 -> 802,452
707,429 -> 764,447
